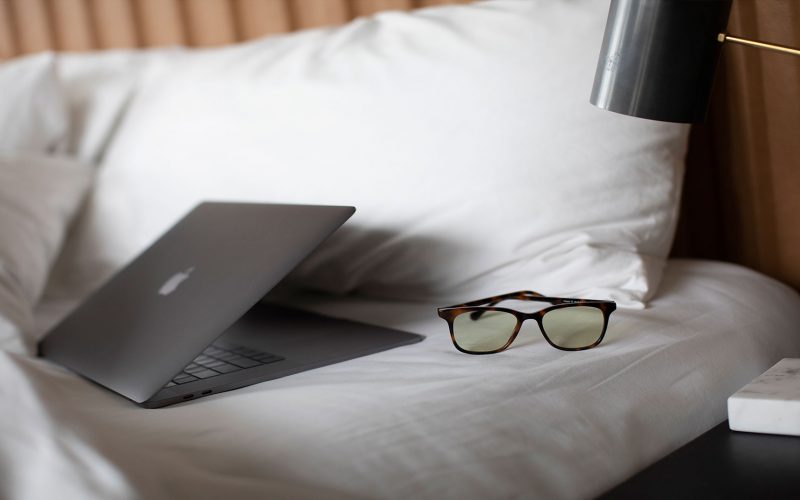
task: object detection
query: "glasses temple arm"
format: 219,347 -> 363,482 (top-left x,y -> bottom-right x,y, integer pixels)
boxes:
467,291 -> 564,320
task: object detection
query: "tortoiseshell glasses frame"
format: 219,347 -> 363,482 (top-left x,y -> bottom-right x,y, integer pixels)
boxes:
437,290 -> 617,354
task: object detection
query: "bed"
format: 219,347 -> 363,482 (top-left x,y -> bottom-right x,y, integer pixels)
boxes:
1,1 -> 799,499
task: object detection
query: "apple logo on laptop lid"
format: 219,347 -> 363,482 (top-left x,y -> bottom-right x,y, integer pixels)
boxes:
159,267 -> 194,296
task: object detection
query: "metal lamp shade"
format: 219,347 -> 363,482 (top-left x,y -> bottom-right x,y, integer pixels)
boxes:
590,0 -> 732,123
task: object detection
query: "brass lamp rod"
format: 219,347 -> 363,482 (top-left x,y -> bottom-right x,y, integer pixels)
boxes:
718,33 -> 800,57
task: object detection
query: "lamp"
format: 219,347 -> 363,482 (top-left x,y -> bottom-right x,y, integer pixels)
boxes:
590,0 -> 800,123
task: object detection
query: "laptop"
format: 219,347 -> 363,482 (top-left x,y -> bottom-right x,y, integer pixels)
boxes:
39,202 -> 424,408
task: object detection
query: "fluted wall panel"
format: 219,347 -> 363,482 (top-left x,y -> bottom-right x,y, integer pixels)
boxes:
0,0 -> 17,58
290,0 -> 350,30
0,0 -> 468,57
90,0 -> 139,48
183,0 -> 237,46
50,0 -> 94,51
415,0 -> 470,7
352,0 -> 411,17
10,0 -> 52,54
135,0 -> 186,47
235,0 -> 292,38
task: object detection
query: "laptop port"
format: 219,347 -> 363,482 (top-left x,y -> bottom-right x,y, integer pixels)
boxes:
202,390 -> 212,395
183,394 -> 194,400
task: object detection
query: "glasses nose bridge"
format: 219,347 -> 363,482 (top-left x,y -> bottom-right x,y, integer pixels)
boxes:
519,310 -> 543,322
516,312 -> 542,334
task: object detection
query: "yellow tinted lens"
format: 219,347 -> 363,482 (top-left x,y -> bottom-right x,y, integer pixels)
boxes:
541,306 -> 605,349
452,310 -> 518,353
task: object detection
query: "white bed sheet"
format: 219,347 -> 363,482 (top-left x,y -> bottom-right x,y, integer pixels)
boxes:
3,259 -> 799,499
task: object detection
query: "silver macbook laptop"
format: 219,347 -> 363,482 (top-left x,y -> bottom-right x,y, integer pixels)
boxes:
39,202 -> 424,408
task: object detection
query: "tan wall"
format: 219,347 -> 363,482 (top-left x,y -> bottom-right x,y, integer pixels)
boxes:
676,0 -> 800,291
0,0 -> 469,57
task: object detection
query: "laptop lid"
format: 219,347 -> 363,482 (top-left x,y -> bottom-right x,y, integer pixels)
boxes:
40,202 -> 354,403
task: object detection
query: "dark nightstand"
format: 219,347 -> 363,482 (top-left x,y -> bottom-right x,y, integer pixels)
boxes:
600,421 -> 800,499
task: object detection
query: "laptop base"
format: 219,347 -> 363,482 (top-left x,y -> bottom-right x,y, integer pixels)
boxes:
143,302 -> 424,408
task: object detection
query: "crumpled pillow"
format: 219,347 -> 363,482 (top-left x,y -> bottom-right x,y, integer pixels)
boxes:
0,53 -> 69,154
0,153 -> 93,354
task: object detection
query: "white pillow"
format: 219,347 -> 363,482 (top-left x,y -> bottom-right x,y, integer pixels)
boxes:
0,154 -> 93,353
56,48 -> 185,163
0,53 -> 69,153
62,0 -> 688,308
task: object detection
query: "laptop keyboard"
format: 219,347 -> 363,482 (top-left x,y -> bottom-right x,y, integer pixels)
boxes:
167,343 -> 284,387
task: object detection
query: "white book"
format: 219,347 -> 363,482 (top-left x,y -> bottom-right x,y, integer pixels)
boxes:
728,358 -> 800,437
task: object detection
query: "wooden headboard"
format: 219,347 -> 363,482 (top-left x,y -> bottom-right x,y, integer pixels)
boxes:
1,0 -> 798,291
676,0 -> 800,291
0,0 -> 468,53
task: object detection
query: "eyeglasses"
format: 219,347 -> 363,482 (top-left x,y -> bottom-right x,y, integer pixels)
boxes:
437,291 -> 616,354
